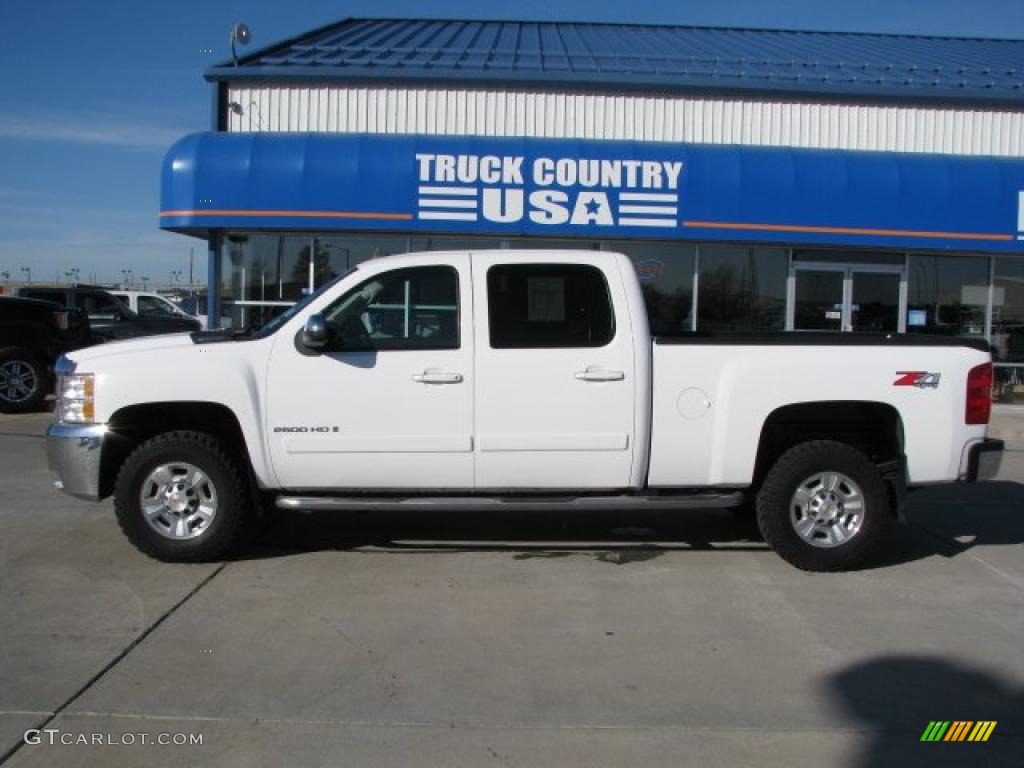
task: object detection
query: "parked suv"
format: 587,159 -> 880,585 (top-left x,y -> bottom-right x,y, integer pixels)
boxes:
19,286 -> 200,342
0,297 -> 90,412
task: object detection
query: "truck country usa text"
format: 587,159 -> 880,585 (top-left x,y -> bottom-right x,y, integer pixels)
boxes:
415,153 -> 684,229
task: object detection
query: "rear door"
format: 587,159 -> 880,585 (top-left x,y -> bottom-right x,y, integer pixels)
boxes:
472,253 -> 636,489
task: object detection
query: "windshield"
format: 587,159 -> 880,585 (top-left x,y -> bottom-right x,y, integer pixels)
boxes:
248,267 -> 358,340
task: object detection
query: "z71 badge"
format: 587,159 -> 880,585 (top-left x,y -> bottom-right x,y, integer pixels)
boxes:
894,371 -> 941,389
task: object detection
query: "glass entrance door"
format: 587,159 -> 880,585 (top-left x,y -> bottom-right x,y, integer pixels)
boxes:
850,271 -> 901,332
790,263 -> 905,332
794,269 -> 845,331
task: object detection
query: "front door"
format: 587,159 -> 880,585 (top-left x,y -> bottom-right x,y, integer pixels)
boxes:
265,254 -> 474,490
793,268 -> 846,331
471,253 -> 636,490
849,271 -> 901,332
791,264 -> 905,333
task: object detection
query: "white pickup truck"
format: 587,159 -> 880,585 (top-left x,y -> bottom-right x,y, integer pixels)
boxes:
46,250 -> 1003,571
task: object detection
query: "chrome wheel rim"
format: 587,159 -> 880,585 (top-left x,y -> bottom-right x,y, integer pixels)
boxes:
140,462 -> 218,540
0,360 -> 37,403
789,471 -> 865,548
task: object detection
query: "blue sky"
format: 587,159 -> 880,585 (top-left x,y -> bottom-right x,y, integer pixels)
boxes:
1,0 -> 1023,286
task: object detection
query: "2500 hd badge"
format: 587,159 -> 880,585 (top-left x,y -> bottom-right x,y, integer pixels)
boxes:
273,426 -> 339,433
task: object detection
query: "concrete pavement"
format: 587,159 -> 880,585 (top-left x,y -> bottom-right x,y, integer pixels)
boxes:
991,405 -> 1024,447
0,411 -> 1021,767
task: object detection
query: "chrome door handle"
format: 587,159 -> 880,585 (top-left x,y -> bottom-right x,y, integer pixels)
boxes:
412,369 -> 464,384
574,367 -> 625,382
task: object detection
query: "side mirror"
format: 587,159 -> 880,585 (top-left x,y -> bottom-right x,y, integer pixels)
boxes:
301,313 -> 328,351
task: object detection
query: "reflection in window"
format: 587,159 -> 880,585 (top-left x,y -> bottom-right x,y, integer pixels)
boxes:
504,237 -> 600,252
793,270 -> 844,331
314,237 -> 411,282
411,236 -> 504,253
907,254 -> 988,337
993,258 -> 1024,363
222,234 -> 418,330
279,236 -> 314,303
992,257 -> 1024,404
605,241 -> 695,334
698,246 -> 787,331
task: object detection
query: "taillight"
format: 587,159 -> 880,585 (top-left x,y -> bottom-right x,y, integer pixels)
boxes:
965,362 -> 993,425
53,309 -> 70,331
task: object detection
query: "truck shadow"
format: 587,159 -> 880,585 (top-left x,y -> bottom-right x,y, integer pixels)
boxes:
828,654 -> 1023,766
247,506 -> 766,563
900,480 -> 1024,562
239,480 -> 1023,568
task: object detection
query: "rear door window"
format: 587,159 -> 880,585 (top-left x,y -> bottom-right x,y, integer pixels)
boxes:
487,264 -> 615,348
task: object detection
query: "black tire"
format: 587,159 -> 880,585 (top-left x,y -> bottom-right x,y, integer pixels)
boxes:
114,431 -> 252,562
0,347 -> 48,414
756,440 -> 888,572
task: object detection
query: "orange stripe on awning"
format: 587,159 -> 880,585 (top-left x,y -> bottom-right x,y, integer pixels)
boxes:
160,210 -> 413,221
682,220 -> 1014,242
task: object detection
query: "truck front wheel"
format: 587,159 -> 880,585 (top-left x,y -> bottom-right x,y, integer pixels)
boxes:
756,440 -> 888,572
114,431 -> 252,562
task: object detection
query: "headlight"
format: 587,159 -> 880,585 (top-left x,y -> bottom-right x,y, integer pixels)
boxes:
57,373 -> 95,423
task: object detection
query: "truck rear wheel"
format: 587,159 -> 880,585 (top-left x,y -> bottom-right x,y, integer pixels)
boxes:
0,347 -> 47,413
114,431 -> 252,562
756,440 -> 888,572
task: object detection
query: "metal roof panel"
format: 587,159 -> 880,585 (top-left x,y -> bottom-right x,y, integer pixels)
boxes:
206,19 -> 1024,106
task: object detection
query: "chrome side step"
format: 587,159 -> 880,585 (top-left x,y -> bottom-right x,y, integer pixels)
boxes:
275,492 -> 744,513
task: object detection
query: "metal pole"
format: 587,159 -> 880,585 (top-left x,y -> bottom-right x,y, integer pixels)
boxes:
207,235 -> 221,329
307,240 -> 315,294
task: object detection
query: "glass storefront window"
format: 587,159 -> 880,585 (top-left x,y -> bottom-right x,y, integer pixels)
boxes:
993,257 -> 1024,362
992,257 -> 1024,404
216,233 -> 1020,366
279,236 -> 315,302
409,236 -> 504,252
315,236 -> 411,280
504,237 -> 600,251
698,246 -> 787,332
222,234 -> 417,329
794,250 -> 905,267
907,254 -> 988,337
221,234 -> 284,329
603,240 -> 696,334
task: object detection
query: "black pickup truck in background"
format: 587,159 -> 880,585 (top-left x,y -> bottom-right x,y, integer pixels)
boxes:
18,286 -> 201,343
0,297 -> 91,413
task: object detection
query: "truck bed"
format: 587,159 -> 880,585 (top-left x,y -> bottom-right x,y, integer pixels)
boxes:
648,333 -> 991,488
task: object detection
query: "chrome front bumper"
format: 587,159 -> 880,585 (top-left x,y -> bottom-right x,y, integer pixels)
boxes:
46,423 -> 107,501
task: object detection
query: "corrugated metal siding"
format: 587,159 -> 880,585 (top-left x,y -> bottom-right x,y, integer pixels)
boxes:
226,85 -> 1024,157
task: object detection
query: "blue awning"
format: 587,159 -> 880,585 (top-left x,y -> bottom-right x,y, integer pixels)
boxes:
161,132 -> 1024,253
